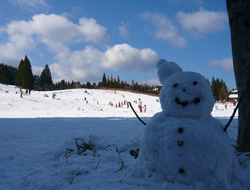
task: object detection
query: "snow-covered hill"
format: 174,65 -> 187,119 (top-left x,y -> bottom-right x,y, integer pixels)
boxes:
0,83 -> 237,118
1,83 -> 249,190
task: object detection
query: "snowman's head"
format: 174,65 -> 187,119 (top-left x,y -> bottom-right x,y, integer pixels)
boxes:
157,59 -> 214,118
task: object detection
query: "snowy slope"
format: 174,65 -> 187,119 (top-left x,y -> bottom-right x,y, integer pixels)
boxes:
1,83 -> 249,190
0,84 -> 162,118
0,83 -> 236,118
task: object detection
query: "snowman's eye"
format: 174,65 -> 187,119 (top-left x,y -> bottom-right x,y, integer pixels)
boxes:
173,83 -> 178,88
193,81 -> 198,86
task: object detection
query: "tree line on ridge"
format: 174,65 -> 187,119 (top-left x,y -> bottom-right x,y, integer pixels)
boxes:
0,56 -> 230,99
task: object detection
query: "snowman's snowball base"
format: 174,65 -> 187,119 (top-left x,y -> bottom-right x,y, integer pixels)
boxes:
143,114 -> 238,185
123,113 -> 240,189
123,66 -> 240,189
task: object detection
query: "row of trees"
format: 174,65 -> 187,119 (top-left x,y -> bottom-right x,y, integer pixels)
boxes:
0,63 -> 17,85
0,56 -> 230,99
0,57 -> 159,94
98,73 -> 158,94
210,77 -> 228,101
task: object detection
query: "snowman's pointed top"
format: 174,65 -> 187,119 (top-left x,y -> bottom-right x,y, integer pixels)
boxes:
157,59 -> 183,84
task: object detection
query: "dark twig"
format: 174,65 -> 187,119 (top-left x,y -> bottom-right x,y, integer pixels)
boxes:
115,146 -> 124,172
128,102 -> 146,126
95,159 -> 102,170
224,92 -> 245,132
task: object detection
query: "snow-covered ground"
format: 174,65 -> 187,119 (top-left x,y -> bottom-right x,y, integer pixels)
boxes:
0,83 -> 249,190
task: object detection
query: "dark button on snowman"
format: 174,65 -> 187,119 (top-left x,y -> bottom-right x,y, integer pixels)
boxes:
137,59 -> 239,188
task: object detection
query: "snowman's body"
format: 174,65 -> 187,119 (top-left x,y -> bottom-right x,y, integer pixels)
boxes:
140,113 -> 238,186
135,60 -> 239,188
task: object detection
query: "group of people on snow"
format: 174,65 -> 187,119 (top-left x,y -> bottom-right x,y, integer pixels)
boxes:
106,98 -> 147,113
18,87 -> 31,98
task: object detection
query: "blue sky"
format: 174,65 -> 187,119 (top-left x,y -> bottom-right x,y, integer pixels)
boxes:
0,0 -> 236,89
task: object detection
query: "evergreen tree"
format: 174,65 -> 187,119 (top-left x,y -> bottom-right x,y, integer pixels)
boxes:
14,56 -> 34,89
131,80 -> 135,89
113,76 -> 117,88
33,75 -> 41,90
117,76 -> 120,88
21,56 -> 34,89
15,59 -> 24,87
210,77 -> 228,101
102,72 -> 107,87
107,76 -> 110,88
120,80 -> 125,89
60,79 -> 66,89
92,82 -> 97,89
40,64 -> 53,90
219,83 -> 228,101
110,75 -> 114,88
98,82 -> 102,88
85,81 -> 91,89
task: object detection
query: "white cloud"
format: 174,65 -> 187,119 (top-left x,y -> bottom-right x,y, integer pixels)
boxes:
118,22 -> 129,38
0,14 -> 109,68
177,8 -> 228,34
102,44 -> 158,71
50,46 -> 104,82
141,12 -> 187,48
48,44 -> 159,83
4,14 -> 109,46
49,44 -> 158,82
210,58 -> 233,71
9,0 -> 50,12
0,14 -> 158,83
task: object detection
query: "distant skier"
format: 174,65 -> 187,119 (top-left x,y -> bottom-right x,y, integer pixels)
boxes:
52,93 -> 56,99
144,105 -> 147,113
139,98 -> 142,112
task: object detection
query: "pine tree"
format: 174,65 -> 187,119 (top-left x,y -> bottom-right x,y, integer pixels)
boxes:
33,75 -> 41,90
14,56 -> 34,89
60,79 -> 66,89
92,82 -> 97,89
219,84 -> 228,101
85,81 -> 91,89
110,75 -> 114,88
107,76 -> 110,88
21,56 -> 34,89
113,76 -> 117,88
131,80 -> 135,90
102,73 -> 107,87
117,76 -> 120,88
120,80 -> 125,89
40,64 -> 53,90
15,59 -> 24,87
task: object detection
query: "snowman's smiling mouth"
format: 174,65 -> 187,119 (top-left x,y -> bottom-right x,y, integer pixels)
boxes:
175,97 -> 201,107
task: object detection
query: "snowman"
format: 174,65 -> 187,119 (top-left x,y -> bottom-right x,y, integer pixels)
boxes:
131,59 -> 239,189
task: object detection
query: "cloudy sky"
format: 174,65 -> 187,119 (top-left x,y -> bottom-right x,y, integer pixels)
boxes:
0,0 -> 236,89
